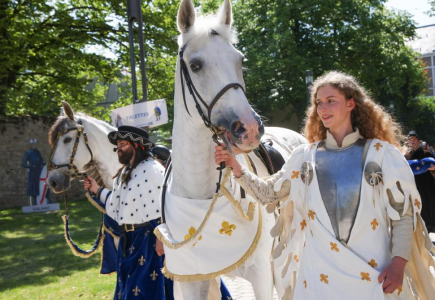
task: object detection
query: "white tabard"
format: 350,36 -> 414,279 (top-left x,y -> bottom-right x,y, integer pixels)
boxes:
273,139 -> 432,300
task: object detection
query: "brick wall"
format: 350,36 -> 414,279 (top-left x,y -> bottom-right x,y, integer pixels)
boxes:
0,116 -> 84,209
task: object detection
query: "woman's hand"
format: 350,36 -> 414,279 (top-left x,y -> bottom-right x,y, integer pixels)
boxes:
84,176 -> 100,194
155,239 -> 165,256
378,256 -> 407,294
214,145 -> 242,177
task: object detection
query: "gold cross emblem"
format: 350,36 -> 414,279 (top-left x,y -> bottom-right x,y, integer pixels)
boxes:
330,242 -> 339,252
138,255 -> 146,266
308,210 -> 316,220
361,272 -> 371,281
397,286 -> 402,296
291,170 -> 300,179
300,219 -> 307,230
368,259 -> 377,268
132,286 -> 140,296
150,270 -> 158,281
374,142 -> 382,151
414,198 -> 421,210
320,274 -> 329,284
370,218 -> 378,230
294,255 -> 299,263
219,221 -> 236,236
303,280 -> 307,288
129,246 -> 135,254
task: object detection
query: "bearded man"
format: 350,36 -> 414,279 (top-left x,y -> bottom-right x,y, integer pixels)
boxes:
84,126 -> 172,300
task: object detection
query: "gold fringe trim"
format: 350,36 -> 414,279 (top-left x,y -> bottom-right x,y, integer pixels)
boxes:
154,191 -> 220,249
86,192 -> 106,214
62,215 -> 103,258
155,154 -> 257,249
160,205 -> 262,281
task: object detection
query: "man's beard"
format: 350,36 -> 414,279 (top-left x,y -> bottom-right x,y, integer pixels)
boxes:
118,147 -> 134,165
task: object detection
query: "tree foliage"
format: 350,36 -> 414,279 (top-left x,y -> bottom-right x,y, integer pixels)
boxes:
230,0 -> 427,128
0,0 -> 179,120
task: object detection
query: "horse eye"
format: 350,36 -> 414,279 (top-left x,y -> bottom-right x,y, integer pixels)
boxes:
64,137 -> 72,144
210,29 -> 219,36
189,59 -> 202,73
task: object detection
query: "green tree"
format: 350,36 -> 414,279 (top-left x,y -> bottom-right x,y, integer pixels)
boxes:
231,0 -> 427,127
0,0 -> 179,119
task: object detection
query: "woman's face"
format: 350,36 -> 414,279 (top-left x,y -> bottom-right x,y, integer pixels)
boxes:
316,85 -> 354,132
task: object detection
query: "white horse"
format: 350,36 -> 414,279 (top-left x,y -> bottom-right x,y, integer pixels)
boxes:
47,102 -> 120,193
155,1 -> 306,299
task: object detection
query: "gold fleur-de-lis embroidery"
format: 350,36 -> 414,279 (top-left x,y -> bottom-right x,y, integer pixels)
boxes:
150,270 -> 158,281
422,161 -> 426,165
397,286 -> 402,296
414,198 -> 421,210
294,255 -> 299,263
308,210 -> 316,220
361,272 -> 371,281
219,221 -> 236,236
300,219 -> 307,230
303,280 -> 307,288
138,255 -> 146,266
368,259 -> 377,268
184,227 -> 202,246
227,297 -> 232,300
129,245 -> 135,254
320,274 -> 329,284
330,242 -> 339,252
416,166 -> 421,171
374,142 -> 382,151
118,291 -> 122,299
132,286 -> 140,296
291,170 -> 300,179
371,218 -> 378,230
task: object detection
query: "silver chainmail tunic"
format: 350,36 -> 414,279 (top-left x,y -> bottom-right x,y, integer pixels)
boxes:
315,139 -> 366,245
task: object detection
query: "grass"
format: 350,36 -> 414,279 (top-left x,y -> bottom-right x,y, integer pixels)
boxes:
0,200 -> 116,299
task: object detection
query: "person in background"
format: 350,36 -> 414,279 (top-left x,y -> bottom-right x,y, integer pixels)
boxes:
22,139 -> 47,205
405,131 -> 435,232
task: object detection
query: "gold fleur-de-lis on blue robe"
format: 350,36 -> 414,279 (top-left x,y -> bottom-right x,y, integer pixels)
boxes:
132,286 -> 140,296
219,221 -> 236,236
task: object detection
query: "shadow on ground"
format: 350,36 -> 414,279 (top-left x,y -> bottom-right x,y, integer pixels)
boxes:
0,200 -> 105,292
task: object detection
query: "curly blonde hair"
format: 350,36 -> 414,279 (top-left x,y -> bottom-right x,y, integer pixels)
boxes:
303,71 -> 403,148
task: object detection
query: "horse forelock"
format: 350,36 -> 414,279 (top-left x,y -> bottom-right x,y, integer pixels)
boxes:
48,117 -> 69,146
178,16 -> 238,50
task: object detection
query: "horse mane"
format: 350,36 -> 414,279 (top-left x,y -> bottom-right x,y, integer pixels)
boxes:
177,14 -> 238,49
48,113 -> 111,187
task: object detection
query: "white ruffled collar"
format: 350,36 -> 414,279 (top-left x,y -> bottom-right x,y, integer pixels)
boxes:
325,128 -> 363,149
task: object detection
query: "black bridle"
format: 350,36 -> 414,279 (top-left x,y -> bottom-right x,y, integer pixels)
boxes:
47,119 -> 94,178
179,42 -> 246,143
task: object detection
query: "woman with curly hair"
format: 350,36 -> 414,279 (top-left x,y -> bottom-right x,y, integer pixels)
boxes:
215,71 -> 435,299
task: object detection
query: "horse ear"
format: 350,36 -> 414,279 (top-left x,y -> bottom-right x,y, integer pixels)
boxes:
217,0 -> 232,26
62,101 -> 75,121
177,0 -> 196,34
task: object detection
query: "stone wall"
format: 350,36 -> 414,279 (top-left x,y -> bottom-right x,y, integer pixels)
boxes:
0,116 -> 84,209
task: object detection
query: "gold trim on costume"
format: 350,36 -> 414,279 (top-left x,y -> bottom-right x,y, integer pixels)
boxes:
158,204 -> 263,282
86,192 -> 107,214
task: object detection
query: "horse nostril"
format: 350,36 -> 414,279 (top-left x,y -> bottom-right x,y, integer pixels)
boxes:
50,180 -> 57,188
231,121 -> 246,136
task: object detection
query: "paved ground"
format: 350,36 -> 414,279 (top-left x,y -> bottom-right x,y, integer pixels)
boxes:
221,275 -> 279,300
221,234 -> 435,299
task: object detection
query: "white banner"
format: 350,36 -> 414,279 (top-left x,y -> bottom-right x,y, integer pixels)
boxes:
111,99 -> 168,128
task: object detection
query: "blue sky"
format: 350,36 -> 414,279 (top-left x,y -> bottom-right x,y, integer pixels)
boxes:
386,0 -> 435,27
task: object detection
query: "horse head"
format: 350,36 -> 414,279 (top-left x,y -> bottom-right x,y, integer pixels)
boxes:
176,0 -> 264,154
47,101 -> 93,193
